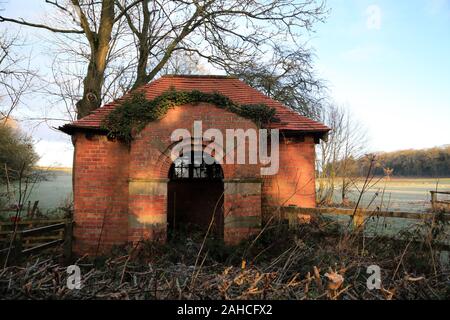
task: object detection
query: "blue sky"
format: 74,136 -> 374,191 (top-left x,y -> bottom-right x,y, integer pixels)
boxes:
2,0 -> 450,166
312,0 -> 450,152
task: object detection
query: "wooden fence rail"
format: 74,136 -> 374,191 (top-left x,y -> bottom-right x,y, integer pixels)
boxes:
0,219 -> 73,265
280,206 -> 450,229
430,191 -> 450,212
281,206 -> 450,251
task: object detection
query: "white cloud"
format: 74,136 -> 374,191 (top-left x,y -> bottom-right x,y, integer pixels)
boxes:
365,4 -> 382,30
35,140 -> 74,168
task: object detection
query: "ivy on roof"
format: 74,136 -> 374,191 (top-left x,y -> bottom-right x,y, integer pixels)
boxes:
102,88 -> 278,143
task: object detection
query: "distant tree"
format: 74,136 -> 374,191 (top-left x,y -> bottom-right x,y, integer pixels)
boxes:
316,104 -> 367,205
0,123 -> 38,182
0,26 -> 39,183
358,146 -> 450,177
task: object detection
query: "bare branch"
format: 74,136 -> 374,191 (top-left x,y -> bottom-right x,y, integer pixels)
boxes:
0,16 -> 83,34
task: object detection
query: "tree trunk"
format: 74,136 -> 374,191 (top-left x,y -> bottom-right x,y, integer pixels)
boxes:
131,2 -> 204,89
132,1 -> 150,89
76,58 -> 104,119
74,0 -> 114,119
133,44 -> 150,89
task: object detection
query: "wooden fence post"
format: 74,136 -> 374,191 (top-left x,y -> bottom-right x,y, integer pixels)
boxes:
12,232 -> 23,264
353,209 -> 365,229
63,221 -> 73,264
430,191 -> 437,212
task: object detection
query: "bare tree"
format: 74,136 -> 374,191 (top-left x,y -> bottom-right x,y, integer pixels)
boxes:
159,50 -> 204,75
117,0 -> 327,89
0,0 -> 327,119
0,31 -> 38,123
316,104 -> 367,206
225,45 -> 326,118
0,0 -> 142,118
38,7 -> 134,122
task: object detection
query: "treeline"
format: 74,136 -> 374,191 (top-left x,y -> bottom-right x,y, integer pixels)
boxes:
359,146 -> 450,177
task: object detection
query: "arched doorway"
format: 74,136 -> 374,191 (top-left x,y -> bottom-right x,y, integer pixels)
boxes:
167,150 -> 224,239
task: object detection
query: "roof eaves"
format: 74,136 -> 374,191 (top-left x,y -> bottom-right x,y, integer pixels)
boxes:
58,124 -> 107,135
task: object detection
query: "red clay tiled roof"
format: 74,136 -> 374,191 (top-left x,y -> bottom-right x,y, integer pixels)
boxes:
60,75 -> 330,135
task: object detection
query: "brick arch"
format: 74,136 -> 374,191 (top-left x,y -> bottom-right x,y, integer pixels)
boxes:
128,102 -> 264,181
153,139 -> 229,180
125,102 -> 269,245
166,147 -> 225,238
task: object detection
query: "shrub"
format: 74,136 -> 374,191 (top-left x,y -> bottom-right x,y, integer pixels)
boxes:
0,124 -> 38,182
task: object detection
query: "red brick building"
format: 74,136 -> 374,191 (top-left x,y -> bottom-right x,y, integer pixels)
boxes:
60,75 -> 329,255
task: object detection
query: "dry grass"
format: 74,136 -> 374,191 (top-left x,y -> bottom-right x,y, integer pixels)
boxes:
1,214 -> 449,300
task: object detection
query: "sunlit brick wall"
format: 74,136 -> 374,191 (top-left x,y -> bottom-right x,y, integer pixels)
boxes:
71,103 -> 318,254
262,135 -> 317,217
72,133 -> 129,255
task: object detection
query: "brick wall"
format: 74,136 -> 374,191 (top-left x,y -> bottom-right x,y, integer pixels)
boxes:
262,135 -> 317,219
127,103 -> 263,244
224,180 -> 262,244
72,103 -> 318,254
72,133 -> 129,255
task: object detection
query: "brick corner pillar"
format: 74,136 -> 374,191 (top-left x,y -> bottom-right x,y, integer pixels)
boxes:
224,179 -> 262,245
128,178 -> 168,243
72,133 -> 129,256
262,135 -> 317,215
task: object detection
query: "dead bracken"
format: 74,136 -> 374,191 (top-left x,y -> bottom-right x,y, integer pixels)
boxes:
1,215 -> 448,300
